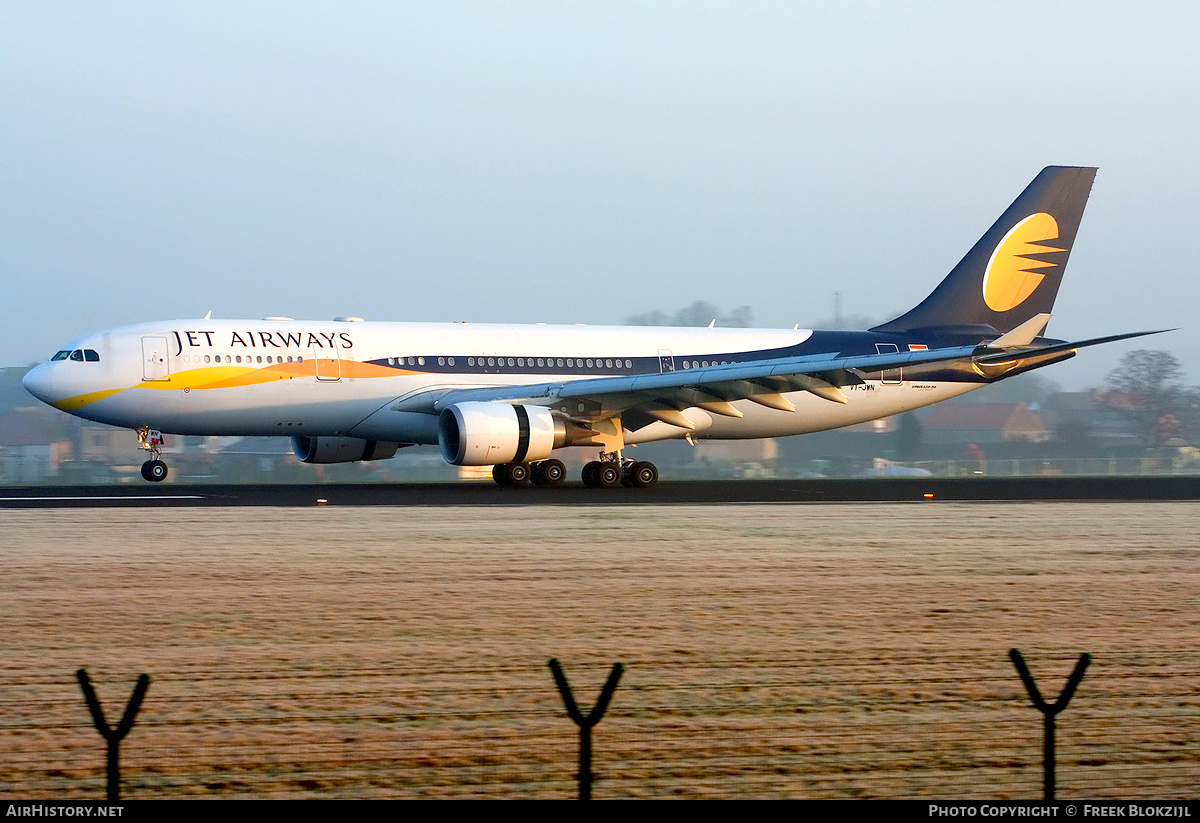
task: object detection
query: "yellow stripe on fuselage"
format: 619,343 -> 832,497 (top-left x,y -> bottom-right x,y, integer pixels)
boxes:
51,388 -> 126,412
50,361 -> 407,410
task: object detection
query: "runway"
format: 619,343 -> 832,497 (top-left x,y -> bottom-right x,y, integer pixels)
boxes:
3,475 -> 1200,507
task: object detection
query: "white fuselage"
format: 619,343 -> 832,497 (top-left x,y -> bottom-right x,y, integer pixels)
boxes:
23,318 -> 981,449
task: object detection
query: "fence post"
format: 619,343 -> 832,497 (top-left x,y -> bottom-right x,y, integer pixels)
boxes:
548,658 -> 624,800
1008,649 -> 1091,801
76,669 -> 151,801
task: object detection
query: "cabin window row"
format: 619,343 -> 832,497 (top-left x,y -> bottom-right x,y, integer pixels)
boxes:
464,357 -> 635,370
180,354 -> 301,364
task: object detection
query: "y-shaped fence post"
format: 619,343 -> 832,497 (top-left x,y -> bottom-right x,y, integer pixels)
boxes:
548,658 -> 624,800
1008,649 -> 1091,801
76,669 -> 151,801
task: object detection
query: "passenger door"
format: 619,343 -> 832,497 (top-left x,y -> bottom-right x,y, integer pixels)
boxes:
141,337 -> 170,381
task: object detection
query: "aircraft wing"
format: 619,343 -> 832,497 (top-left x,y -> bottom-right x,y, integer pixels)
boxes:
424,329 -> 1165,429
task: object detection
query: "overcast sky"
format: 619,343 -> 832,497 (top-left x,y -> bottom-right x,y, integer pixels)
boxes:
3,2 -> 1198,389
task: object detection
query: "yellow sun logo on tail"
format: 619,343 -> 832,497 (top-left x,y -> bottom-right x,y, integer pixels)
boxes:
982,213 -> 1066,312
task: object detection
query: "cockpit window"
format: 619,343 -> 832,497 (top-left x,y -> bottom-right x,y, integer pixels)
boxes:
69,350 -> 85,361
84,349 -> 100,362
51,350 -> 70,361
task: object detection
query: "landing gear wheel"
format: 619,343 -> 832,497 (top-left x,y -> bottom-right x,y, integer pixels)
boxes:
492,463 -> 512,486
630,461 -> 658,489
141,460 -> 168,482
507,462 -> 530,485
536,459 -> 566,486
582,461 -> 601,488
595,463 -> 621,489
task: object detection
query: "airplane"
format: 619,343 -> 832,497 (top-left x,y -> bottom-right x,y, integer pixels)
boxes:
22,166 -> 1162,488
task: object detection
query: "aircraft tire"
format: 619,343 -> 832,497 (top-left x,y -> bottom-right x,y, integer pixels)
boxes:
595,463 -> 621,489
582,461 -> 600,488
539,459 -> 566,486
142,460 -> 168,483
631,461 -> 658,489
492,464 -> 512,486
507,462 -> 530,485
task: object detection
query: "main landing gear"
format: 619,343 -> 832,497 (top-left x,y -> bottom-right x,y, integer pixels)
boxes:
137,427 -> 169,483
492,458 -> 568,487
582,457 -> 658,489
490,456 -> 659,489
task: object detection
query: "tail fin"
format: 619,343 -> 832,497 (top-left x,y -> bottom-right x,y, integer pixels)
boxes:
871,166 -> 1097,335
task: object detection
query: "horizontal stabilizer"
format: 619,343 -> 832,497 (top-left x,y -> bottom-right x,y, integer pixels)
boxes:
974,328 -> 1171,365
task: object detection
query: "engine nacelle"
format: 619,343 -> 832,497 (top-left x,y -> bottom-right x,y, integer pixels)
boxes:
438,402 -> 566,466
291,436 -> 402,464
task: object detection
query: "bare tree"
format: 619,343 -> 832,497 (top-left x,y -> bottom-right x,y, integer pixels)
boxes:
1102,350 -> 1197,446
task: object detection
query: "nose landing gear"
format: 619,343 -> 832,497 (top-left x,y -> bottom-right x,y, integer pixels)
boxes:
136,427 -> 169,483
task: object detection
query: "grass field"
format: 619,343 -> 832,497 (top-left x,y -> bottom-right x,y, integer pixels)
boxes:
2,502 -> 1197,799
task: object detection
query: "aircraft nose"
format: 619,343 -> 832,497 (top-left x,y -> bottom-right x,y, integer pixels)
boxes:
22,363 -> 55,404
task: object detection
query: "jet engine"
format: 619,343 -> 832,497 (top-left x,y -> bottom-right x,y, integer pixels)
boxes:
438,402 -> 567,466
291,436 -> 402,464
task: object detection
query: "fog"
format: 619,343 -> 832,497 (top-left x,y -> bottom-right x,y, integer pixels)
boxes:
4,2 -> 1198,389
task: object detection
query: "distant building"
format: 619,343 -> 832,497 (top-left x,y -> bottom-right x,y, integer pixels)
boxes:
0,408 -> 71,482
1039,391 -> 1141,448
921,402 -> 1047,445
